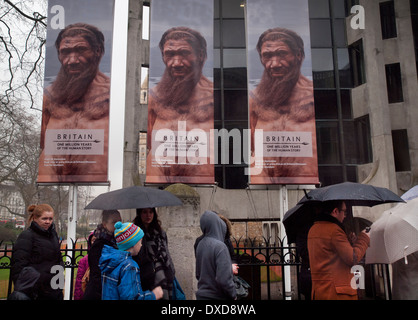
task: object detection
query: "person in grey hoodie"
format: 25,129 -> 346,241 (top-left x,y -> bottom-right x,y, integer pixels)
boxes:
195,210 -> 236,300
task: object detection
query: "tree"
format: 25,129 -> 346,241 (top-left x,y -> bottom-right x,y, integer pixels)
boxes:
1,0 -> 47,111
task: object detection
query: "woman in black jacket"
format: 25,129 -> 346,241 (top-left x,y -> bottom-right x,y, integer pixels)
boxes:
133,208 -> 175,300
11,204 -> 63,300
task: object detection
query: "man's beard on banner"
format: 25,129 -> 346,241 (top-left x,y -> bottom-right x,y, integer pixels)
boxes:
254,60 -> 302,111
50,62 -> 100,107
154,66 -> 202,109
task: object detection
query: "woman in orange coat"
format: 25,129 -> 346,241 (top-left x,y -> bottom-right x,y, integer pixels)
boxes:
307,201 -> 370,300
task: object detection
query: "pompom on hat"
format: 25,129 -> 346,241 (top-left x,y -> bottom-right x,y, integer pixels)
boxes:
114,221 -> 144,251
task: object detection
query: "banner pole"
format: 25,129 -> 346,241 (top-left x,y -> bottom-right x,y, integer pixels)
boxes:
279,185 -> 292,300
64,184 -> 77,300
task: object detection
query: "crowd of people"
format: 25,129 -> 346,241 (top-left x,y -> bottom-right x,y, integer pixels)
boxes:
8,200 -> 418,300
9,204 -> 238,300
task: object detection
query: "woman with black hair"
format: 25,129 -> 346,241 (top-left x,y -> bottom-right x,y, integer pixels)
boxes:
133,208 -> 175,300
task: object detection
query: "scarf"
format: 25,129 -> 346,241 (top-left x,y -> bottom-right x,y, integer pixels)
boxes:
93,224 -> 116,247
143,229 -> 175,299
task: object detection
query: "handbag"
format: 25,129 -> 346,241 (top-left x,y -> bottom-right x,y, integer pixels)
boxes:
81,267 -> 90,292
233,275 -> 250,299
172,277 -> 186,300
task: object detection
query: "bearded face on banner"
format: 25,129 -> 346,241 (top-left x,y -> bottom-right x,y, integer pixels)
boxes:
151,27 -> 208,109
50,23 -> 105,106
253,28 -> 305,111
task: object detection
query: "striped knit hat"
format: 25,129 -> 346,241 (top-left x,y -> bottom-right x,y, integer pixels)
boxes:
114,221 -> 144,251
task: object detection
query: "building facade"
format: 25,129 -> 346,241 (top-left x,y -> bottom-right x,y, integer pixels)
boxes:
121,0 -> 418,229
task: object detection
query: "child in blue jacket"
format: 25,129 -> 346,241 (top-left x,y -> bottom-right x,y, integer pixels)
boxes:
99,221 -> 163,300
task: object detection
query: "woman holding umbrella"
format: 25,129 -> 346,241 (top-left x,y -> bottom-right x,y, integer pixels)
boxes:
133,207 -> 176,300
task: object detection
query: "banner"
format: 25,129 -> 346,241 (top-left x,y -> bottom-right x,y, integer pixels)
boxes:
146,0 -> 214,184
37,0 -> 114,183
247,0 -> 319,184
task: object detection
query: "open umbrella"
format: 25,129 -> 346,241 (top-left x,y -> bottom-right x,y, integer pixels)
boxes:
283,182 -> 404,244
298,182 -> 404,207
401,185 -> 418,201
366,197 -> 418,264
85,185 -> 182,210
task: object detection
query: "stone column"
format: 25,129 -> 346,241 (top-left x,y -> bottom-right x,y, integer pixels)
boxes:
158,184 -> 202,300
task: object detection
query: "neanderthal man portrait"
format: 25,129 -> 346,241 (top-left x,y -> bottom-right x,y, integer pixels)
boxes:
38,22 -> 111,183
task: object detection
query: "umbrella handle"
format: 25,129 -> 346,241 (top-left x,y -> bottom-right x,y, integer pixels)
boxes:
404,246 -> 409,265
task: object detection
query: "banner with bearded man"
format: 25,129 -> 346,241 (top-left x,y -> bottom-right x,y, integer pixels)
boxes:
247,0 -> 319,185
38,0 -> 114,183
146,0 -> 214,184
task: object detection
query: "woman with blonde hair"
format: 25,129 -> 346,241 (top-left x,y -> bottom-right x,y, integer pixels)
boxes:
11,204 -> 63,300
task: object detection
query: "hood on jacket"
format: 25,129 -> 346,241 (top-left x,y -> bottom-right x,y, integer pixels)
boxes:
99,245 -> 131,274
200,210 -> 226,242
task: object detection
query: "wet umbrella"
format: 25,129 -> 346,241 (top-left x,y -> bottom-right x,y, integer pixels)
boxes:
366,197 -> 418,264
85,185 -> 183,210
298,182 -> 404,207
283,182 -> 404,243
401,185 -> 418,201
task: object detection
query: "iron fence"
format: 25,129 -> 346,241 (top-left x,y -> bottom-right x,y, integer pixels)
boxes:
1,237 -> 391,300
232,236 -> 302,300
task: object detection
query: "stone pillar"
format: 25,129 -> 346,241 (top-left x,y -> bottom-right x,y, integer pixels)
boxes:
158,184 -> 202,300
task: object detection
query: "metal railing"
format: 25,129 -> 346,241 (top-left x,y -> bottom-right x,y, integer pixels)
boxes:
0,238 -> 88,300
1,237 -> 391,300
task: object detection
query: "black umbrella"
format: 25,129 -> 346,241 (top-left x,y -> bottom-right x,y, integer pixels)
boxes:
298,182 -> 404,207
85,186 -> 183,210
283,182 -> 404,243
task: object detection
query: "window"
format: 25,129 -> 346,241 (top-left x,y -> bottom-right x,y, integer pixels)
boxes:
142,3 -> 150,40
411,0 -> 418,75
385,63 -> 404,103
380,1 -> 397,39
214,0 -> 247,189
348,40 -> 366,87
392,130 -> 411,171
344,116 -> 372,164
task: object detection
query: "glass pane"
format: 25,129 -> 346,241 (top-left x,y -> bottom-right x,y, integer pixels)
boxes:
343,121 -> 357,163
318,166 -> 343,186
223,67 -> 247,88
340,89 -> 352,119
215,0 -> 220,19
310,19 -> 332,47
214,89 -> 221,119
308,0 -> 330,18
346,166 -> 358,182
223,49 -> 247,68
311,48 -> 335,88
224,89 -> 248,120
316,121 -> 340,164
333,0 -> 346,18
334,19 -> 347,47
215,166 -> 248,189
222,20 -> 246,48
392,130 -> 411,171
338,48 -> 353,88
224,166 -> 248,189
314,90 -> 338,119
214,20 -> 220,48
222,0 -> 245,18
